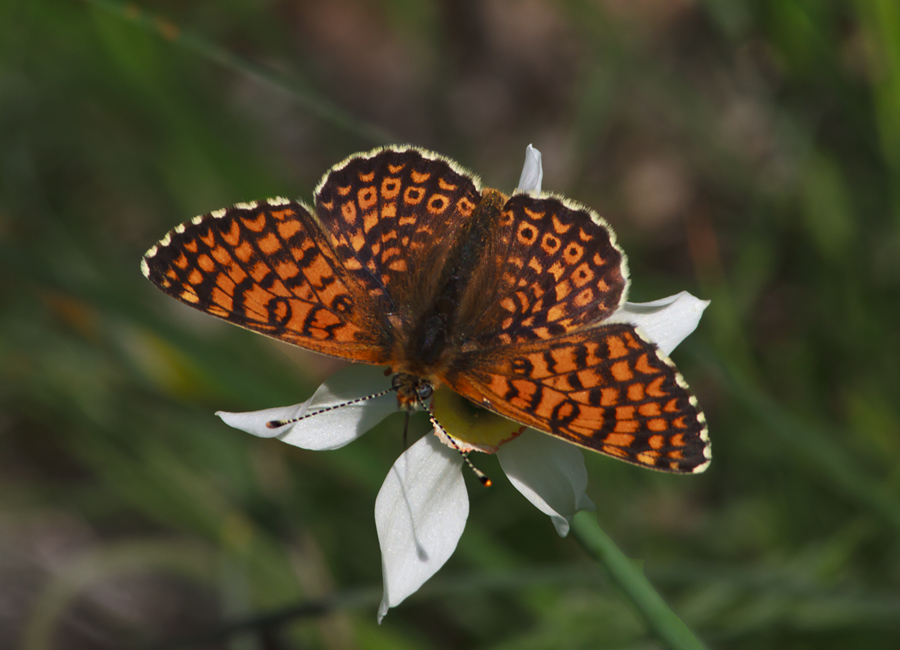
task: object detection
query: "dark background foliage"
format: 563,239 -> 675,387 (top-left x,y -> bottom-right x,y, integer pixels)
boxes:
2,0 -> 899,648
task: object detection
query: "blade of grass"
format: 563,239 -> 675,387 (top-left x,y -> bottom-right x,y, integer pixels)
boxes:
81,0 -> 395,144
719,355 -> 900,534
855,0 -> 900,227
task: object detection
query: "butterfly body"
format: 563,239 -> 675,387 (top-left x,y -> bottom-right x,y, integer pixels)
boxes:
142,147 -> 710,473
399,188 -> 507,381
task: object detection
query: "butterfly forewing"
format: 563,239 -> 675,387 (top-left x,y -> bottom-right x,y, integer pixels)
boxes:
314,148 -> 483,325
141,198 -> 392,363
460,194 -> 629,346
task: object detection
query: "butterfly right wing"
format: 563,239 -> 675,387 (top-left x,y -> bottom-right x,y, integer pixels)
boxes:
142,198 -> 393,364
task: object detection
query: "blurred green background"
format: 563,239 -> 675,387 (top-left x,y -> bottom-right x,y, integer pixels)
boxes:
3,0 -> 900,648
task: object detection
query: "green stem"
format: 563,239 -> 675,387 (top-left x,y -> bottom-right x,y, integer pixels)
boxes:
571,511 -> 707,650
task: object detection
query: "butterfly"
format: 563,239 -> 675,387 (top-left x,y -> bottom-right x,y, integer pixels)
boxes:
142,146 -> 710,473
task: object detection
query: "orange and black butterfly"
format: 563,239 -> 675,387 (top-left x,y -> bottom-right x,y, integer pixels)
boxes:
142,147 -> 710,473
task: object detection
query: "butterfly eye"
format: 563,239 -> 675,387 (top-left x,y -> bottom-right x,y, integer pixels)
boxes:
415,382 -> 434,401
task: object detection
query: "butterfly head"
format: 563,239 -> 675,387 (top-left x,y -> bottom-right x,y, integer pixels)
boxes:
391,373 -> 434,411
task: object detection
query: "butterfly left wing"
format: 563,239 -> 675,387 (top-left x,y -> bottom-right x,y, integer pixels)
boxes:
141,198 -> 393,364
444,323 -> 711,473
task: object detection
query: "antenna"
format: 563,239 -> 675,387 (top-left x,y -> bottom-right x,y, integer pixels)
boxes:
265,375 -> 493,487
265,386 -> 396,429
416,390 -> 492,487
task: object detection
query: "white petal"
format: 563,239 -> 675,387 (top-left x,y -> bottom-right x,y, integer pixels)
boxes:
516,144 -> 543,194
375,433 -> 468,622
216,365 -> 398,451
497,430 -> 594,537
606,291 -> 710,356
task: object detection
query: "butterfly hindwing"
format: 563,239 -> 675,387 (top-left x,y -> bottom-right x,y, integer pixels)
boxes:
446,322 -> 710,473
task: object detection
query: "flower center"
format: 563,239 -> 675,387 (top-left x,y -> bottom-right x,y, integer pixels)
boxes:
431,387 -> 524,453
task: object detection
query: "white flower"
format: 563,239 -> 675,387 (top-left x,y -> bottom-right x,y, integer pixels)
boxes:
217,145 -> 709,622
